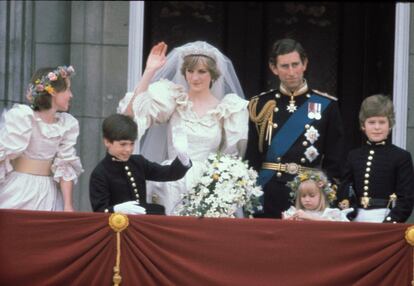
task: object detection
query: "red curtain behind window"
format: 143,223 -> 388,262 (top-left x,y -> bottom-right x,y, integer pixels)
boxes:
0,209 -> 412,286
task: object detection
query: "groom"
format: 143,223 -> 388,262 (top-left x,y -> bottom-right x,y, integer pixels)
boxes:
245,38 -> 345,218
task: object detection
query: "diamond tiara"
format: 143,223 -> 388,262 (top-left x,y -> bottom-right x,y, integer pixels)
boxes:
179,41 -> 217,62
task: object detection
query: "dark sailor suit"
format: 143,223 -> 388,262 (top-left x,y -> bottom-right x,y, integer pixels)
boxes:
245,81 -> 345,218
337,139 -> 414,223
90,153 -> 191,215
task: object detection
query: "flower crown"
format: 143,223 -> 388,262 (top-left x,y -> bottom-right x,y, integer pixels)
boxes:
29,65 -> 75,98
286,170 -> 337,203
179,41 -> 217,62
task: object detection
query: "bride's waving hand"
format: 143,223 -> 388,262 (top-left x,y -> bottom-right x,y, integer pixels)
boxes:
145,41 -> 168,72
125,42 -> 168,117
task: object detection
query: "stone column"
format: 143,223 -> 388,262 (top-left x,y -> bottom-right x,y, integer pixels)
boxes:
0,1 -> 33,109
70,1 -> 129,211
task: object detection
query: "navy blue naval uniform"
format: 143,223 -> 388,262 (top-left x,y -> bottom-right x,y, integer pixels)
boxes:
90,153 -> 191,215
337,139 -> 414,223
245,82 -> 345,218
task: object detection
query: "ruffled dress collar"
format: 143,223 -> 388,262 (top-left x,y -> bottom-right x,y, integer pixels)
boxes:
33,111 -> 68,138
176,93 -> 247,126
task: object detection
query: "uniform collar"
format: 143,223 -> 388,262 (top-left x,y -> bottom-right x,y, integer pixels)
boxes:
104,152 -> 128,164
279,79 -> 309,97
366,139 -> 388,146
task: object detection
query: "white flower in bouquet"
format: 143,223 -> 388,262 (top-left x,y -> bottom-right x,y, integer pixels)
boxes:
175,153 -> 263,218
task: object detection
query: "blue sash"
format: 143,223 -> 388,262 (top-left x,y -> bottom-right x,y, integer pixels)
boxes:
257,94 -> 331,186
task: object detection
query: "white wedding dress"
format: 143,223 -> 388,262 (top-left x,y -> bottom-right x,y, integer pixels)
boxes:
118,79 -> 248,215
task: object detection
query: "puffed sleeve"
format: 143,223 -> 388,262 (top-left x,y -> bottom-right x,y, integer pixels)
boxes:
117,79 -> 187,142
0,104 -> 33,182
51,113 -> 84,184
215,94 -> 249,157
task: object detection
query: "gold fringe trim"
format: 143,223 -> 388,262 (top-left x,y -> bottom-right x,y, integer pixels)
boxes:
109,213 -> 129,286
248,99 -> 276,153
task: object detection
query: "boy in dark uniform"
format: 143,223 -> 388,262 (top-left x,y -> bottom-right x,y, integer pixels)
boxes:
89,114 -> 191,215
337,94 -> 414,223
245,38 -> 345,218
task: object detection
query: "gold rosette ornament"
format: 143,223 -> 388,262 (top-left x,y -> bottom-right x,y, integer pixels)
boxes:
405,226 -> 414,246
109,213 -> 129,232
109,213 -> 129,286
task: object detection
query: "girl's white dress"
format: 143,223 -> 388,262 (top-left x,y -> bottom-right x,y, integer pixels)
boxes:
118,79 -> 249,215
283,206 -> 351,222
0,104 -> 83,211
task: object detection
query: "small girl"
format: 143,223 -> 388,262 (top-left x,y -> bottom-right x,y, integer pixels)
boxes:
337,94 -> 414,223
283,170 -> 351,221
0,66 -> 83,211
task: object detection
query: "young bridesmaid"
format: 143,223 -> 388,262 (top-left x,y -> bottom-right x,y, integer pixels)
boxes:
0,66 -> 83,211
283,170 -> 351,222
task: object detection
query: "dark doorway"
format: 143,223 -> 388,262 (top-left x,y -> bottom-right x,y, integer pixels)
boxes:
143,2 -> 395,154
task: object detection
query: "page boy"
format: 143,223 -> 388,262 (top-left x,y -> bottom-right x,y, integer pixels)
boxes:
337,94 -> 414,223
89,113 -> 191,215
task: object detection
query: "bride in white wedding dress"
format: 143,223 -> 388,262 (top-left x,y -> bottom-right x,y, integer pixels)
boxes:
118,41 -> 248,215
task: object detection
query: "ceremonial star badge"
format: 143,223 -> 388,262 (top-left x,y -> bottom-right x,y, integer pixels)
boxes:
287,100 -> 297,113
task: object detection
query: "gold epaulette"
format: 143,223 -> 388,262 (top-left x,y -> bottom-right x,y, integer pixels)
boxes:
248,92 -> 276,153
312,89 -> 338,101
248,90 -> 276,124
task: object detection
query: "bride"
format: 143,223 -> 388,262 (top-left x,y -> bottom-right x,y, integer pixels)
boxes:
118,41 -> 248,215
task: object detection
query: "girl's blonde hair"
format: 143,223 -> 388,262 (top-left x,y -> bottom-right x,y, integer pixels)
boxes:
295,180 -> 328,211
287,170 -> 336,211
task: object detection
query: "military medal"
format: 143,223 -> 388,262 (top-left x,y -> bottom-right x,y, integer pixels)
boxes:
308,102 -> 322,120
287,96 -> 297,113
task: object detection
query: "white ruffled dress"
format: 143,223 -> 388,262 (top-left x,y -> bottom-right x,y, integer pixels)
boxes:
118,79 -> 249,215
0,104 -> 83,211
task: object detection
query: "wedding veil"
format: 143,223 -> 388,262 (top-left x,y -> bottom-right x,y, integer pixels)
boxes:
139,41 -> 245,162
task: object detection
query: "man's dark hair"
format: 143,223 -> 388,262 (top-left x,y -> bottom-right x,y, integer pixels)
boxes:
268,38 -> 307,66
102,114 -> 137,142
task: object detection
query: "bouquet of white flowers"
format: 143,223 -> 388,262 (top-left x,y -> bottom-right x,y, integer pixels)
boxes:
175,153 -> 263,218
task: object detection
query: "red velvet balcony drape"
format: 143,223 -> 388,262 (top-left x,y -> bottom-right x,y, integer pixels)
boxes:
0,209 -> 412,286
